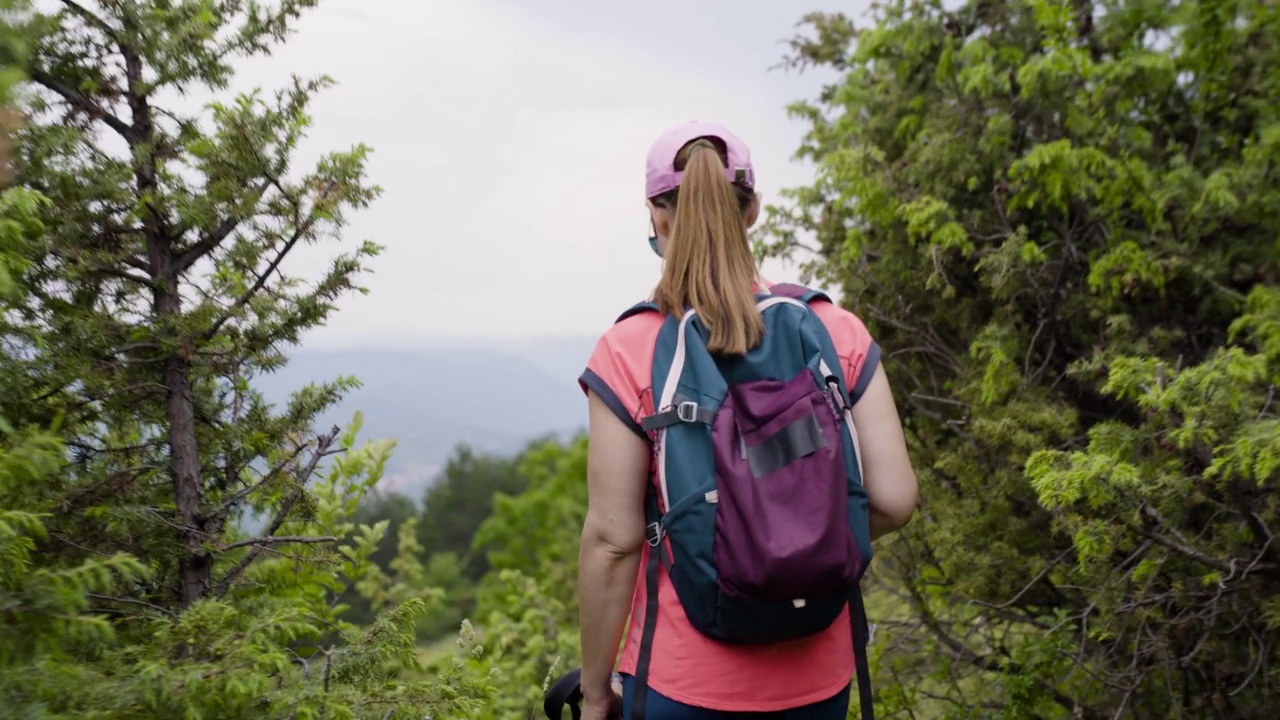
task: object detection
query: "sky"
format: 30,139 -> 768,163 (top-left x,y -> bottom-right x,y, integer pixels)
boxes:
189,0 -> 871,347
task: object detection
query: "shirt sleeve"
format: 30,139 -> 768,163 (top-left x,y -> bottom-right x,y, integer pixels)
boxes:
578,332 -> 648,440
813,301 -> 881,405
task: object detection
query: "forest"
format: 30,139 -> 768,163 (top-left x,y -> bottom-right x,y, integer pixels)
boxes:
2,0 -> 1278,718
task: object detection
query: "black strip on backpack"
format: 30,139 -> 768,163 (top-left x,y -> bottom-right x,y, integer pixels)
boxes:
630,489 -> 667,720
630,543 -> 661,720
743,411 -> 829,478
850,588 -> 875,720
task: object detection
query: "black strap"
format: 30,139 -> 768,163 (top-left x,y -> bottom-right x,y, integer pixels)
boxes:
543,667 -> 583,720
631,489 -> 671,720
849,588 -> 875,720
640,401 -> 714,432
629,544 -> 660,720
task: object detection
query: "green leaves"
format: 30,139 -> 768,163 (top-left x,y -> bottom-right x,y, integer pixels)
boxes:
0,2 -> 490,718
768,0 -> 1280,716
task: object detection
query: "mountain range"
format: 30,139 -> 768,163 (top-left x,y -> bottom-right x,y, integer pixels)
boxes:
251,336 -> 599,501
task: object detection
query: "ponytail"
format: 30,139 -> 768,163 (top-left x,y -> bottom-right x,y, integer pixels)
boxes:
652,140 -> 763,356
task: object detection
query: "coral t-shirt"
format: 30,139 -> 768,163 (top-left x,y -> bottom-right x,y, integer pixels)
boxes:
577,281 -> 881,712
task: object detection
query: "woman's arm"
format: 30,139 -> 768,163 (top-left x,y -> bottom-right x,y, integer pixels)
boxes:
578,390 -> 649,706
849,365 -> 919,539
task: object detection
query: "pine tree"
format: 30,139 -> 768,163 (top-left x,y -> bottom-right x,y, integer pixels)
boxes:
2,2 -> 494,717
18,0 -> 385,609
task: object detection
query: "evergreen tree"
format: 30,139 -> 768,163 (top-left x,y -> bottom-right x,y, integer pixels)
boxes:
2,2 -> 493,717
767,1 -> 1280,718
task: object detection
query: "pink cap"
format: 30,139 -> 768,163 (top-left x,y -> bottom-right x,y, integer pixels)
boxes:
644,120 -> 755,199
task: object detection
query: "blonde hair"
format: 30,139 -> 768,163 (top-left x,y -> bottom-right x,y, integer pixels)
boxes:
651,139 -> 763,356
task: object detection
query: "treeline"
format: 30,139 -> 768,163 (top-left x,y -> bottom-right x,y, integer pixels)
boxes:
335,436 -> 568,642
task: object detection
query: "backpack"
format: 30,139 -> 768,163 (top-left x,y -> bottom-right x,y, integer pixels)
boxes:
617,282 -> 876,720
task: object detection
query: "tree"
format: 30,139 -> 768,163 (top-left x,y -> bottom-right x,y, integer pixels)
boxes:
422,435 -> 589,720
338,490 -> 472,641
472,433 -> 589,602
17,0 -> 384,608
337,490 -> 420,627
2,2 -> 493,717
354,490 -> 421,573
417,439 -> 552,581
766,1 -> 1279,718
1,4 -> 150,712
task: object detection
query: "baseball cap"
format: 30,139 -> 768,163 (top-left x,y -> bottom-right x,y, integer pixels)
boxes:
644,120 -> 755,199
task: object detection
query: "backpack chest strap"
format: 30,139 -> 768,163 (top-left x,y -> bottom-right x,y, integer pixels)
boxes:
641,399 -> 714,431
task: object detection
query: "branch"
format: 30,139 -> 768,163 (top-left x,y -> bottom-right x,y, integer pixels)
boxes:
210,427 -> 340,596
59,0 -> 120,42
259,428 -> 340,541
925,610 -> 1105,720
86,592 -> 175,617
47,246 -> 154,286
175,178 -> 273,272
322,647 -> 333,693
211,439 -> 311,520
202,177 -> 344,338
972,547 -> 1075,612
1137,504 -> 1234,575
122,255 -> 152,274
898,540 -> 1106,720
203,213 -> 307,339
91,264 -> 153,286
27,68 -> 135,142
220,535 -> 337,552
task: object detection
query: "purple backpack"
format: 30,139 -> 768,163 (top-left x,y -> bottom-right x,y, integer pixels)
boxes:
618,283 -> 877,720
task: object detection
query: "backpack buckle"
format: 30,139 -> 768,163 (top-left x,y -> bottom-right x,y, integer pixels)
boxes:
676,401 -> 699,423
645,521 -> 664,547
824,375 -> 845,409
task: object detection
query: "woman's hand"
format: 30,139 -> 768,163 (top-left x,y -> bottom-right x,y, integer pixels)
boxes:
580,688 -> 622,720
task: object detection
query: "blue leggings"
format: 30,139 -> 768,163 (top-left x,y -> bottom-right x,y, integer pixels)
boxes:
619,675 -> 851,719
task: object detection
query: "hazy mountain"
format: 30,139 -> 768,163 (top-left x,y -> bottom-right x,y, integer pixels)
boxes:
251,336 -> 599,501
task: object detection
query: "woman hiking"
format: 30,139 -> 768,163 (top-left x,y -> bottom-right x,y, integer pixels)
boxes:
575,120 -> 919,720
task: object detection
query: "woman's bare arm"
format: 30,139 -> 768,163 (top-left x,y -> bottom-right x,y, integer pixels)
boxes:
578,390 -> 648,706
849,365 -> 919,539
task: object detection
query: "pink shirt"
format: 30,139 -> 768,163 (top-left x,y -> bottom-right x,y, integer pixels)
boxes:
578,282 -> 880,712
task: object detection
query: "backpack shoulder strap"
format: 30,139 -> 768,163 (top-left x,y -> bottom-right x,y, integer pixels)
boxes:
769,283 -> 878,720
765,282 -> 833,305
616,300 -> 660,324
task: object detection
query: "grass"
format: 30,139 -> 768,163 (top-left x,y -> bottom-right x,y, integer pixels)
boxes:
415,635 -> 458,667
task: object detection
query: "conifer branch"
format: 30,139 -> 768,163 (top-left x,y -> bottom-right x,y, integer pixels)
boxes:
27,68 -> 135,142
220,535 -> 338,552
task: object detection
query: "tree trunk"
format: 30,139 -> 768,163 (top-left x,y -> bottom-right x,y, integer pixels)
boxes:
122,23 -> 209,608
164,349 -> 210,606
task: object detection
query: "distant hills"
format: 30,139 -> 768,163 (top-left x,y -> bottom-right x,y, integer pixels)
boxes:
251,335 -> 600,501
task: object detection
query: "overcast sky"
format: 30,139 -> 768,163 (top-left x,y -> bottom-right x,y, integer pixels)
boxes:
206,0 -> 868,348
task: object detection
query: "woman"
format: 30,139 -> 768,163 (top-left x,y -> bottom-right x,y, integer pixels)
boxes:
576,120 -> 919,719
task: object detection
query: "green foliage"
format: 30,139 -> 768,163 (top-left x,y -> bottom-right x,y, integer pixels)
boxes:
416,441 -> 543,581
336,490 -> 424,628
10,1 -> 1276,719
417,435 -> 589,720
473,433 -> 589,597
1,2 -> 495,717
342,437 -> 569,643
767,0 -> 1280,717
